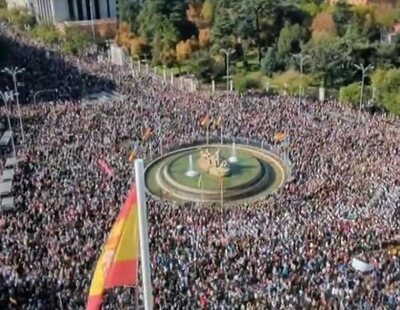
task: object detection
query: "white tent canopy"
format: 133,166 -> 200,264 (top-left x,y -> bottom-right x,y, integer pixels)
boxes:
351,257 -> 374,273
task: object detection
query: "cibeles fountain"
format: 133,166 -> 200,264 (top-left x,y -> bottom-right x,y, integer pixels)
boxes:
197,149 -> 230,178
145,142 -> 290,204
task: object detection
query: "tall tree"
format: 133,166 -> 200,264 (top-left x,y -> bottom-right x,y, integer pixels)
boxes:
118,0 -> 143,33
277,23 -> 304,66
261,47 -> 280,76
332,0 -> 354,36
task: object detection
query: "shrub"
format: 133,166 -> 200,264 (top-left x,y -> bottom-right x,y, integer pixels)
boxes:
7,9 -> 36,30
340,82 -> 361,106
234,72 -> 266,92
31,24 -> 60,44
273,69 -> 313,94
62,27 -> 92,55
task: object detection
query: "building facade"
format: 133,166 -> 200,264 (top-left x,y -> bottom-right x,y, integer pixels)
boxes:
33,0 -> 117,24
6,0 -> 117,24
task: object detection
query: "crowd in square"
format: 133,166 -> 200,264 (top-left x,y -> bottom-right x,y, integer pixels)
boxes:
0,25 -> 399,309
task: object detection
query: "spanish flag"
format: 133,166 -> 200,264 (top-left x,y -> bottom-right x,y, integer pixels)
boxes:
201,115 -> 211,128
129,151 -> 137,162
274,132 -> 286,142
142,128 -> 152,141
86,184 -> 139,310
216,116 -> 222,128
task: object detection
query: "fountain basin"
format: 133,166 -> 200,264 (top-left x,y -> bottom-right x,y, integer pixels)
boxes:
228,156 -> 239,163
185,170 -> 199,177
145,144 -> 289,204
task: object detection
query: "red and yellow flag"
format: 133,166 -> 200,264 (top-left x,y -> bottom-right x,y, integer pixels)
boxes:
142,128 -> 152,141
216,116 -> 222,127
274,132 -> 286,142
129,151 -> 137,162
201,115 -> 211,128
86,184 -> 139,310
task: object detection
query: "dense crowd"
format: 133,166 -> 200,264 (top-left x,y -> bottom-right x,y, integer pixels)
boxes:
0,25 -> 400,309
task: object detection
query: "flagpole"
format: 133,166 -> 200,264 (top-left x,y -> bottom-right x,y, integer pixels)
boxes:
220,176 -> 224,207
134,159 -> 153,310
202,178 -> 204,204
135,287 -> 139,310
220,121 -> 223,145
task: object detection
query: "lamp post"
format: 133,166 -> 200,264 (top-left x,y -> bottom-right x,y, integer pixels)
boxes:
292,53 -> 311,104
0,91 -> 16,156
220,48 -> 235,91
2,67 -> 25,143
89,0 -> 96,39
33,88 -> 58,105
354,63 -> 374,122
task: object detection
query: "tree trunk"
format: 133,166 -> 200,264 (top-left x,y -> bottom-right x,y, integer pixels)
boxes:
255,8 -> 262,65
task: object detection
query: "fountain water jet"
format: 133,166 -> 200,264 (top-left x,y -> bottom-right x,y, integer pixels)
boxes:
185,154 -> 199,177
228,142 -> 239,163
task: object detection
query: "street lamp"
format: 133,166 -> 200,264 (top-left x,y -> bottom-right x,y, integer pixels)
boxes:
292,53 -> 311,104
0,90 -> 16,156
354,63 -> 374,122
220,48 -> 236,91
1,66 -> 25,143
89,0 -> 96,40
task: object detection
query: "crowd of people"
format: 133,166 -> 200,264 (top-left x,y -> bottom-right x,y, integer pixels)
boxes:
0,24 -> 399,309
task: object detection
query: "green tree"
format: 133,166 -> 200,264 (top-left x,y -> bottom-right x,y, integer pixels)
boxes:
138,0 -> 186,40
201,0 -> 214,24
118,0 -> 143,33
273,69 -> 313,94
340,82 -> 361,106
261,47 -> 280,76
0,0 -> 6,9
371,68 -> 400,115
332,0 -> 354,36
300,1 -> 321,18
304,36 -> 353,87
31,24 -> 60,44
151,18 -> 179,64
210,3 -> 235,49
62,27 -> 92,55
376,40 -> 400,69
240,0 -> 269,64
277,23 -> 304,67
7,9 -> 36,30
188,50 -> 224,81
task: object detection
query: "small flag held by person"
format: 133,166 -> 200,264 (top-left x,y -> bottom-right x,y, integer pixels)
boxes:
97,159 -> 114,177
216,116 -> 222,127
142,128 -> 152,141
274,132 -> 286,142
129,151 -> 137,162
201,115 -> 211,128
